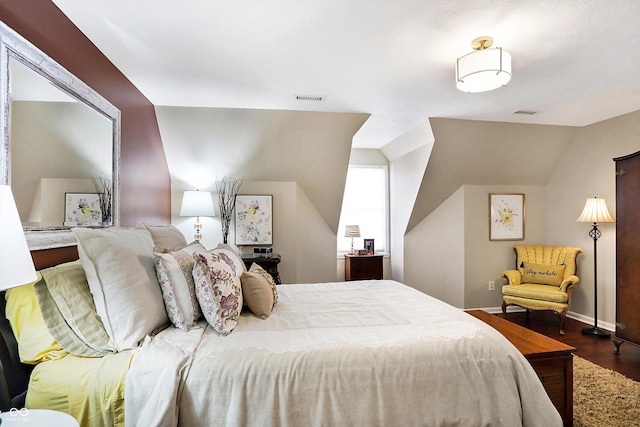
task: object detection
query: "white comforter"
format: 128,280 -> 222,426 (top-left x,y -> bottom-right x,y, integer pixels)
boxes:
125,280 -> 562,427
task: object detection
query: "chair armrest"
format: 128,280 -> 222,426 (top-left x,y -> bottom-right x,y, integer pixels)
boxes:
560,275 -> 579,292
501,270 -> 521,286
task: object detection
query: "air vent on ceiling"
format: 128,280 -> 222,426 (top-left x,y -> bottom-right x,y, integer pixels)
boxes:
514,110 -> 537,115
294,94 -> 326,102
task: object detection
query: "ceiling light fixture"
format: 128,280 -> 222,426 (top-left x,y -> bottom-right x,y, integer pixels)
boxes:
456,36 -> 511,93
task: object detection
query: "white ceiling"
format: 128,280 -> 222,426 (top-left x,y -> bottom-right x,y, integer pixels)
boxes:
52,0 -> 640,149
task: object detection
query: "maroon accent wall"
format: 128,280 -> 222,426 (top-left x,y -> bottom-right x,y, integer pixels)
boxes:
0,0 -> 171,226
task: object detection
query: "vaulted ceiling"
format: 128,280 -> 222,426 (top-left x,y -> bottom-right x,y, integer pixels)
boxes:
52,0 -> 640,150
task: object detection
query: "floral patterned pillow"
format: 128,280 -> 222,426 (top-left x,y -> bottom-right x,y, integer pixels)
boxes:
192,251 -> 243,335
154,242 -> 206,331
210,243 -> 247,274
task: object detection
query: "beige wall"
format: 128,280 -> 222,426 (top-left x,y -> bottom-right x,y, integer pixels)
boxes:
404,186 -> 465,307
157,106 -> 369,233
404,184 -> 548,309
172,180 -> 337,285
160,97 -> 640,329
545,110 -> 640,327
389,143 -> 432,282
463,185 -> 548,309
388,120 -> 433,282
161,107 -> 368,285
408,118 -> 579,232
403,111 -> 640,328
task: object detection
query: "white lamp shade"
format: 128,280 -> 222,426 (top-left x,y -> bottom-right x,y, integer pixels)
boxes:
180,190 -> 215,217
577,197 -> 615,223
456,47 -> 512,93
344,225 -> 361,238
0,185 -> 37,291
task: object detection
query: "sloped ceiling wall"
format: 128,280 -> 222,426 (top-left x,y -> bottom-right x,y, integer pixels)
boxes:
406,118 -> 580,233
156,106 -> 369,232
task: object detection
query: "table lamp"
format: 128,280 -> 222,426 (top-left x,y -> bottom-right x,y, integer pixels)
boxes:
0,185 -> 37,292
180,190 -> 215,241
344,225 -> 360,255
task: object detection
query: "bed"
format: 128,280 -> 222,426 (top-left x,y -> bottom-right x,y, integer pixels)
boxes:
1,224 -> 563,427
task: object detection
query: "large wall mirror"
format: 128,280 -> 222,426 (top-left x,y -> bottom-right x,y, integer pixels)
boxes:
0,21 -> 120,250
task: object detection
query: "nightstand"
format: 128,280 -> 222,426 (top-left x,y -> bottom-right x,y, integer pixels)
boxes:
344,254 -> 383,281
241,253 -> 282,284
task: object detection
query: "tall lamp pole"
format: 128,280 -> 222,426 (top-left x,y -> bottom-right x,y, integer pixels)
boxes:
577,197 -> 615,337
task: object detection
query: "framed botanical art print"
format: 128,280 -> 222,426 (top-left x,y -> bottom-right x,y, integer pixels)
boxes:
64,193 -> 102,226
489,193 -> 525,241
235,194 -> 273,245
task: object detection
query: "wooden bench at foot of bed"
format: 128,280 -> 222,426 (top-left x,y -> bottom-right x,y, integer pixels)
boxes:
466,310 -> 575,427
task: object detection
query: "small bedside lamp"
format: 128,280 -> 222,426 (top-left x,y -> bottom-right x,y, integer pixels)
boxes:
0,185 -> 37,291
180,190 -> 215,241
344,225 -> 360,255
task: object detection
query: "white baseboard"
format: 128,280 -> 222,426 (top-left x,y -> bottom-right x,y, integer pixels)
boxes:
464,306 -> 615,333
467,306 -> 525,315
566,311 -> 615,332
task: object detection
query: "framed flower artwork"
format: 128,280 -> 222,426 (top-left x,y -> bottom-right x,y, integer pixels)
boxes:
489,193 -> 525,241
64,193 -> 102,226
235,195 -> 273,245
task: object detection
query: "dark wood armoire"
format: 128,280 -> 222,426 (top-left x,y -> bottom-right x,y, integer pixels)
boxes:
613,151 -> 640,353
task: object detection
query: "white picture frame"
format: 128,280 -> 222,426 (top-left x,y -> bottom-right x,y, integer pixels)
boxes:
489,193 -> 525,241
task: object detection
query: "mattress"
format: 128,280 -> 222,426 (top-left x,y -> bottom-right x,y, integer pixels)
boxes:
125,280 -> 562,427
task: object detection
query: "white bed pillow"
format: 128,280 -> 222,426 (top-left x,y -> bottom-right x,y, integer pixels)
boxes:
72,227 -> 169,351
192,251 -> 243,335
135,222 -> 188,249
154,242 -> 206,331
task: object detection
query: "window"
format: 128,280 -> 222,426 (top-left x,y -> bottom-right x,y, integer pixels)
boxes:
337,165 -> 388,254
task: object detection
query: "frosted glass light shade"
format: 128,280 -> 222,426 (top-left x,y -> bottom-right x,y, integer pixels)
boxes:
0,185 -> 37,290
180,190 -> 215,217
577,197 -> 615,223
456,47 -> 512,93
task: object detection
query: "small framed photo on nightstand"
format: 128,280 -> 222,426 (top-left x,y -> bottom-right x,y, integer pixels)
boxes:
364,239 -> 374,254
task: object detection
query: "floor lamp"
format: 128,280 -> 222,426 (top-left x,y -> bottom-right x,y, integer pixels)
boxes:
577,197 -> 615,337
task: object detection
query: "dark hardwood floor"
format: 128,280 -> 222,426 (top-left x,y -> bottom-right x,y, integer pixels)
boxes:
497,310 -> 640,382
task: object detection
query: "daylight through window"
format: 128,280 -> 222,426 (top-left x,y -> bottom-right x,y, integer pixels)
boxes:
337,166 -> 388,254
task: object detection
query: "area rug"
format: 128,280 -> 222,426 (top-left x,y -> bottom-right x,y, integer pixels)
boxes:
573,356 -> 640,427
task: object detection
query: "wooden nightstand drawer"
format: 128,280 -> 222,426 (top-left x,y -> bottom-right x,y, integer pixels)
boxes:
344,254 -> 383,281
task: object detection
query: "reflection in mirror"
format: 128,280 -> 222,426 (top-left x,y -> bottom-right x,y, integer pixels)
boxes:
9,58 -> 113,228
0,21 -> 121,250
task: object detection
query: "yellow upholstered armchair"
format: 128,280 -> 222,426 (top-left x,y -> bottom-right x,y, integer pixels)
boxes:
501,245 -> 582,335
